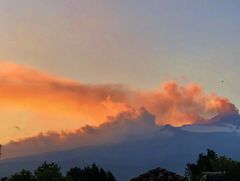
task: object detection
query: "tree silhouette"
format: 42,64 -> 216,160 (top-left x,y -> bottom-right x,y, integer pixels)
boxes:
66,167 -> 82,181
1,162 -> 117,181
34,161 -> 64,181
0,177 -> 8,181
8,169 -> 35,181
106,171 -> 116,181
186,149 -> 240,181
66,163 -> 116,181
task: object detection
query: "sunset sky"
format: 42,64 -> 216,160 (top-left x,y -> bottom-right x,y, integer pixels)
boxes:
0,1 -> 239,145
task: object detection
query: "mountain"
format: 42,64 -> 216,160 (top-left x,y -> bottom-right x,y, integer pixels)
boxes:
181,113 -> 240,133
208,113 -> 240,127
1,114 -> 240,181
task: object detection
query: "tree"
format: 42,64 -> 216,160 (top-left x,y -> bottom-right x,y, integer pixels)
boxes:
34,161 -> 64,181
1,162 -> 116,181
106,171 -> 117,181
66,167 -> 82,181
186,149 -> 240,181
66,163 -> 116,181
0,177 -> 8,181
8,169 -> 35,181
99,168 -> 108,181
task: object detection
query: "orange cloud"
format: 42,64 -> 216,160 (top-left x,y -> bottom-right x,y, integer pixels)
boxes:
0,62 -> 130,127
0,62 -> 238,131
0,62 -> 239,158
136,81 -> 238,126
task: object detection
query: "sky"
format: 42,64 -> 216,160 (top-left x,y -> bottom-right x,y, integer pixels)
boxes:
0,0 -> 239,146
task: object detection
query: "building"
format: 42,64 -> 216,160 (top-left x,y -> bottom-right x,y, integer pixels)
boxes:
130,167 -> 187,181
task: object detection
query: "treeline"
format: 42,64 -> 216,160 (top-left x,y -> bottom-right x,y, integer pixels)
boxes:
0,162 -> 116,181
2,149 -> 240,181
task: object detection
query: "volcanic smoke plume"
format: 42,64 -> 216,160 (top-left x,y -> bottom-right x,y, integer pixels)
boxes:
0,62 -> 238,158
0,62 -> 238,127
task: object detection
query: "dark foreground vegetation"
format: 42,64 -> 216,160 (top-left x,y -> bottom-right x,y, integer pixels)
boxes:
186,149 -> 240,181
0,162 -> 116,181
1,149 -> 240,181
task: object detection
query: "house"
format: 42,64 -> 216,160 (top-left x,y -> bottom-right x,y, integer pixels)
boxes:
130,167 -> 187,181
